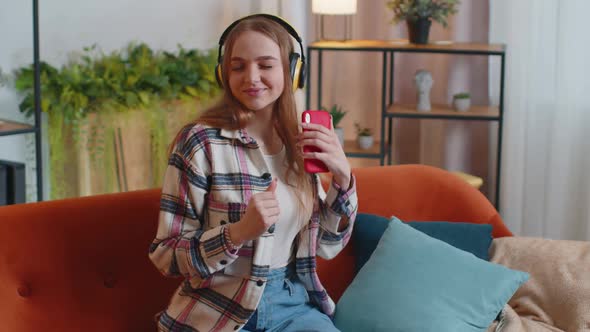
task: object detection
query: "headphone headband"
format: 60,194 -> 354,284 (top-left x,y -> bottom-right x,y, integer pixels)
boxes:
217,14 -> 305,64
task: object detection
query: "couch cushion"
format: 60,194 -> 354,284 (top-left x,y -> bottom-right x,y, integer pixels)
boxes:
335,217 -> 529,332
490,237 -> 590,331
0,188 -> 178,332
353,213 -> 493,273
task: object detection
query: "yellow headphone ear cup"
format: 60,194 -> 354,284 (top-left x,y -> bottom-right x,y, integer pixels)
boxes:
289,53 -> 305,91
292,58 -> 303,92
298,61 -> 306,89
215,64 -> 224,88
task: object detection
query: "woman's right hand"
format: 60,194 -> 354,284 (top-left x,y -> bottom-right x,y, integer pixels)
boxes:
228,179 -> 279,246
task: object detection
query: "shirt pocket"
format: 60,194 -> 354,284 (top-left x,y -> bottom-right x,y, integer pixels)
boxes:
206,196 -> 247,229
205,196 -> 254,278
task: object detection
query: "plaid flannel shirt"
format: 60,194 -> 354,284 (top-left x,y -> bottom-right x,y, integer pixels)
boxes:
149,123 -> 358,332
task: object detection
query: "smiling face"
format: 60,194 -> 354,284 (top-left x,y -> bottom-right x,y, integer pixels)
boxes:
228,30 -> 285,113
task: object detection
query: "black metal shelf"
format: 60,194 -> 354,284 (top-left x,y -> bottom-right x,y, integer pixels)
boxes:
0,119 -> 37,137
387,113 -> 501,121
386,104 -> 501,121
345,152 -> 383,159
342,139 -> 388,159
306,39 -> 506,210
0,0 -> 43,202
308,40 -> 505,54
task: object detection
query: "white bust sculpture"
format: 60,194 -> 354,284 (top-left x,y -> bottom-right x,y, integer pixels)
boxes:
414,70 -> 433,111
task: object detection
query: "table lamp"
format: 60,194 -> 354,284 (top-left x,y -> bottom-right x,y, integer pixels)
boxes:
312,0 -> 357,41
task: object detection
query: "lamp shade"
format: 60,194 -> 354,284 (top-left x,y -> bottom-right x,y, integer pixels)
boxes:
312,0 -> 357,15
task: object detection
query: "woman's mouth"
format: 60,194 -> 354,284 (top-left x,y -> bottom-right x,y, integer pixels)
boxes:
244,88 -> 264,97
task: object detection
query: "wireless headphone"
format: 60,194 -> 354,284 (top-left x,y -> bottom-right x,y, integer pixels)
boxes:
215,14 -> 306,91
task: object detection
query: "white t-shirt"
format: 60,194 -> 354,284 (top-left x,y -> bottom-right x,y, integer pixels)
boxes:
262,146 -> 308,269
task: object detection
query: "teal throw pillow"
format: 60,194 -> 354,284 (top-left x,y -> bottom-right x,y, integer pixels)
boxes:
352,213 -> 493,273
406,221 -> 493,260
335,217 -> 529,332
352,213 -> 390,272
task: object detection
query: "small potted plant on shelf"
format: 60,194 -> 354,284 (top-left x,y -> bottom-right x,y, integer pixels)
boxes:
386,0 -> 460,44
355,123 -> 374,150
452,92 -> 471,112
322,104 -> 347,146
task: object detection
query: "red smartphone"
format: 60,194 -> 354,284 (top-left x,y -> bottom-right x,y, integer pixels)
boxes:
301,110 -> 332,173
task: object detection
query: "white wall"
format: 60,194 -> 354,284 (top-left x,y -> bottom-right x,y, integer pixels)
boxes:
1,0 -> 37,200
0,0 -> 308,201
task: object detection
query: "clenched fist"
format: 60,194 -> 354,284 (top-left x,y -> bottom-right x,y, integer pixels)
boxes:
228,179 -> 279,246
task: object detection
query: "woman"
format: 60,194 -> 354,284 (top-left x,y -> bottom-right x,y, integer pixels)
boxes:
149,14 -> 357,332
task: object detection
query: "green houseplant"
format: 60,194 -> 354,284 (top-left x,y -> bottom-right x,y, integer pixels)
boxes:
452,92 -> 471,112
355,122 -> 374,150
322,104 -> 347,146
386,0 -> 460,44
10,42 -> 220,199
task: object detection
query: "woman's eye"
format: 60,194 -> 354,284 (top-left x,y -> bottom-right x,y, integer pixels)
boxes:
230,66 -> 243,71
260,65 -> 273,70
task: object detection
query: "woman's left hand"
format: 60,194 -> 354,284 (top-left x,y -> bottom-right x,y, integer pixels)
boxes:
298,122 -> 351,188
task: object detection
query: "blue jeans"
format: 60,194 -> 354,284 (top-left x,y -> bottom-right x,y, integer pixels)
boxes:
242,265 -> 340,332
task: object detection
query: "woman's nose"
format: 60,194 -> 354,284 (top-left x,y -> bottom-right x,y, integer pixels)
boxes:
245,64 -> 261,83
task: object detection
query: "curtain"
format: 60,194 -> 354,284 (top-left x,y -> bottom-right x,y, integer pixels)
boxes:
490,0 -> 590,240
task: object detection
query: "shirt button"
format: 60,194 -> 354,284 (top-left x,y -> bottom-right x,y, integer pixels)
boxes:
256,280 -> 264,287
220,220 -> 227,225
220,260 -> 227,265
268,225 -> 275,234
234,325 -> 240,330
262,172 -> 271,179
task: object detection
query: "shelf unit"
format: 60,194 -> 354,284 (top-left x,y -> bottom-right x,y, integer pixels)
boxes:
305,39 -> 506,209
0,0 -> 43,202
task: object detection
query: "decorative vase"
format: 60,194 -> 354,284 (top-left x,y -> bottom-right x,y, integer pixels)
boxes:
358,135 -> 373,150
335,127 -> 345,146
406,18 -> 432,44
414,70 -> 433,111
453,98 -> 471,112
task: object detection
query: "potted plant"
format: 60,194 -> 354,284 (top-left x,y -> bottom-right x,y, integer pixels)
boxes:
386,0 -> 460,44
10,42 -> 220,199
452,92 -> 471,112
322,104 -> 347,146
355,123 -> 374,150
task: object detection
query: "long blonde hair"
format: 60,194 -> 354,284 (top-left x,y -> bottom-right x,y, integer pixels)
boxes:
171,16 -> 314,207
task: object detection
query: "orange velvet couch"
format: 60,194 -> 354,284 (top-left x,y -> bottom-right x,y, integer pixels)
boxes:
0,165 -> 511,331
